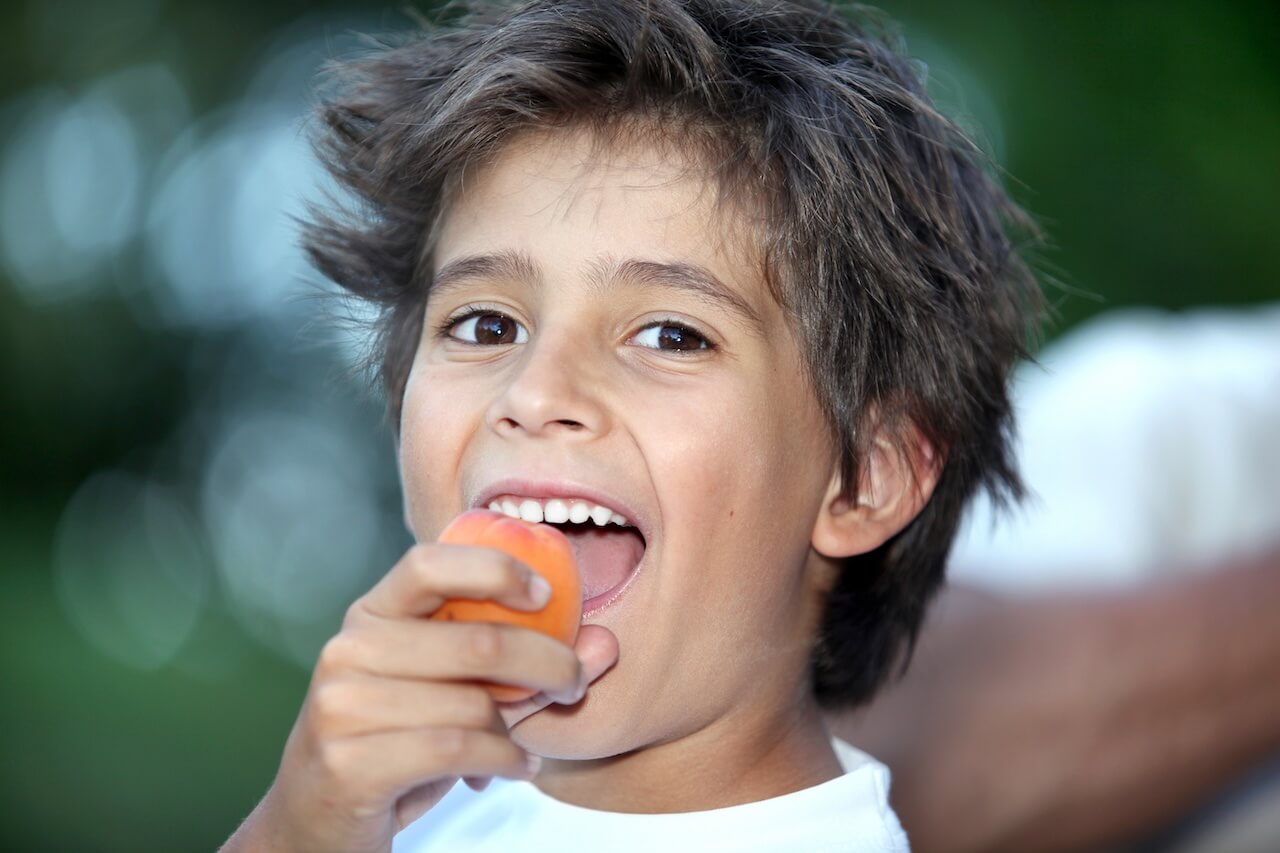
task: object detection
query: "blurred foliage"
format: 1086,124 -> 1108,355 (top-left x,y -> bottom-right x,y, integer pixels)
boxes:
1,0 -> 1277,850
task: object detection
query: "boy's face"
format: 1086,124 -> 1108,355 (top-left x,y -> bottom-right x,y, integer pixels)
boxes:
399,128 -> 839,760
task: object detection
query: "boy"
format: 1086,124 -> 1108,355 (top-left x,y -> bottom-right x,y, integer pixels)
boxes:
226,0 -> 1037,849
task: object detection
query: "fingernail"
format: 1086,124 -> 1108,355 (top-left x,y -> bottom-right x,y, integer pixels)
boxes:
573,669 -> 589,702
527,573 -> 551,607
525,753 -> 543,777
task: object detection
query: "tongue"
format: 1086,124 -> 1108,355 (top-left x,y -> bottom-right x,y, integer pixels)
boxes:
563,527 -> 645,601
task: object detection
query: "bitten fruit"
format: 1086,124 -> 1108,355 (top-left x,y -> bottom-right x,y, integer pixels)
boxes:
433,509 -> 582,701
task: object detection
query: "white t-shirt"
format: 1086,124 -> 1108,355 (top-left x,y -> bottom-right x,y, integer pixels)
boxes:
393,738 -> 909,852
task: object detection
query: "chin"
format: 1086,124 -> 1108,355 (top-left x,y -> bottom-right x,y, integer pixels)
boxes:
510,684 -> 641,760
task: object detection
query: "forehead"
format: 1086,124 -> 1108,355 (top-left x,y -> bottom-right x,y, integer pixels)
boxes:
432,127 -> 779,319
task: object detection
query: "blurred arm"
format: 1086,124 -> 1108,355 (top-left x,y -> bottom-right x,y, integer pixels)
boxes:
829,545 -> 1280,853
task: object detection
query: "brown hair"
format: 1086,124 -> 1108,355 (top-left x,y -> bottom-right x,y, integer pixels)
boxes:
304,0 -> 1040,707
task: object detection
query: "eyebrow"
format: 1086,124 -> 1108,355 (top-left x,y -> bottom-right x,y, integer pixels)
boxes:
431,250 -> 765,334
599,257 -> 765,334
431,250 -> 541,296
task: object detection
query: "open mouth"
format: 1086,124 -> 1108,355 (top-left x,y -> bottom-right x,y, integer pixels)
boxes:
485,496 -> 648,615
552,521 -> 646,612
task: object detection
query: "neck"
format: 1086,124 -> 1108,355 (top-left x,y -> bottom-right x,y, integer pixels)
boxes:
533,692 -> 842,813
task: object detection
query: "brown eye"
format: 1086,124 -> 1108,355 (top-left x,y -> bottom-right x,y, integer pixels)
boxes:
449,311 -> 528,345
632,322 -> 711,352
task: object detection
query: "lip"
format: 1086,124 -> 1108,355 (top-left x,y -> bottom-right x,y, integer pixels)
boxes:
471,477 -> 652,618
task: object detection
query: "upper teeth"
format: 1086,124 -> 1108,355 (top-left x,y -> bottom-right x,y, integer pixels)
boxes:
488,497 -> 629,527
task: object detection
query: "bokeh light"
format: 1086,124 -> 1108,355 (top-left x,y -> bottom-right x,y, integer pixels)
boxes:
1,89 -> 139,301
53,470 -> 211,670
143,107 -> 317,328
200,403 -> 393,667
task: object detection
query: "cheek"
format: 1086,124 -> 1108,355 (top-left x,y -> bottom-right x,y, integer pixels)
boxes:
649,379 -> 811,573
648,371 -> 833,648
398,365 -> 476,540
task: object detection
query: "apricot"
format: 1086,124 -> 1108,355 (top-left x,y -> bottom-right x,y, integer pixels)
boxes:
433,509 -> 582,701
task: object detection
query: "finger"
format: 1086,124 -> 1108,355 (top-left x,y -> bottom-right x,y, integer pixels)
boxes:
308,678 -> 504,739
358,543 -> 551,620
320,618 -> 581,698
316,728 -> 539,810
396,778 -> 462,832
501,625 -> 620,726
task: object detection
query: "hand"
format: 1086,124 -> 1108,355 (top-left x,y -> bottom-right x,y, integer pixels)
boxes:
222,542 -> 619,853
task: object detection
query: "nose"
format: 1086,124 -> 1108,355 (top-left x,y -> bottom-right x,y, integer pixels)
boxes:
485,331 -> 608,440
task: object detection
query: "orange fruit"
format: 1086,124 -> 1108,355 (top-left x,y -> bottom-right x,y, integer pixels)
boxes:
434,509 -> 582,701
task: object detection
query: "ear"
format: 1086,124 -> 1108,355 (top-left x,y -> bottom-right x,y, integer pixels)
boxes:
811,424 -> 941,559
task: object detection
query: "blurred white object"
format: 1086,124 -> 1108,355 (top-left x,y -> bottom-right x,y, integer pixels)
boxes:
950,304 -> 1280,593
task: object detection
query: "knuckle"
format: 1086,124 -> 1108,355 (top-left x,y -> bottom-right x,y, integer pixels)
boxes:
315,738 -> 354,782
342,600 -> 363,627
454,686 -> 497,728
461,623 -> 503,669
316,634 -> 355,677
401,545 -> 432,584
309,682 -> 353,733
424,727 -> 466,763
404,544 -> 439,586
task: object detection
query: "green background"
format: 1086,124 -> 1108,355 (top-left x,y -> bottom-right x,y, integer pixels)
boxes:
2,1 -> 1277,849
